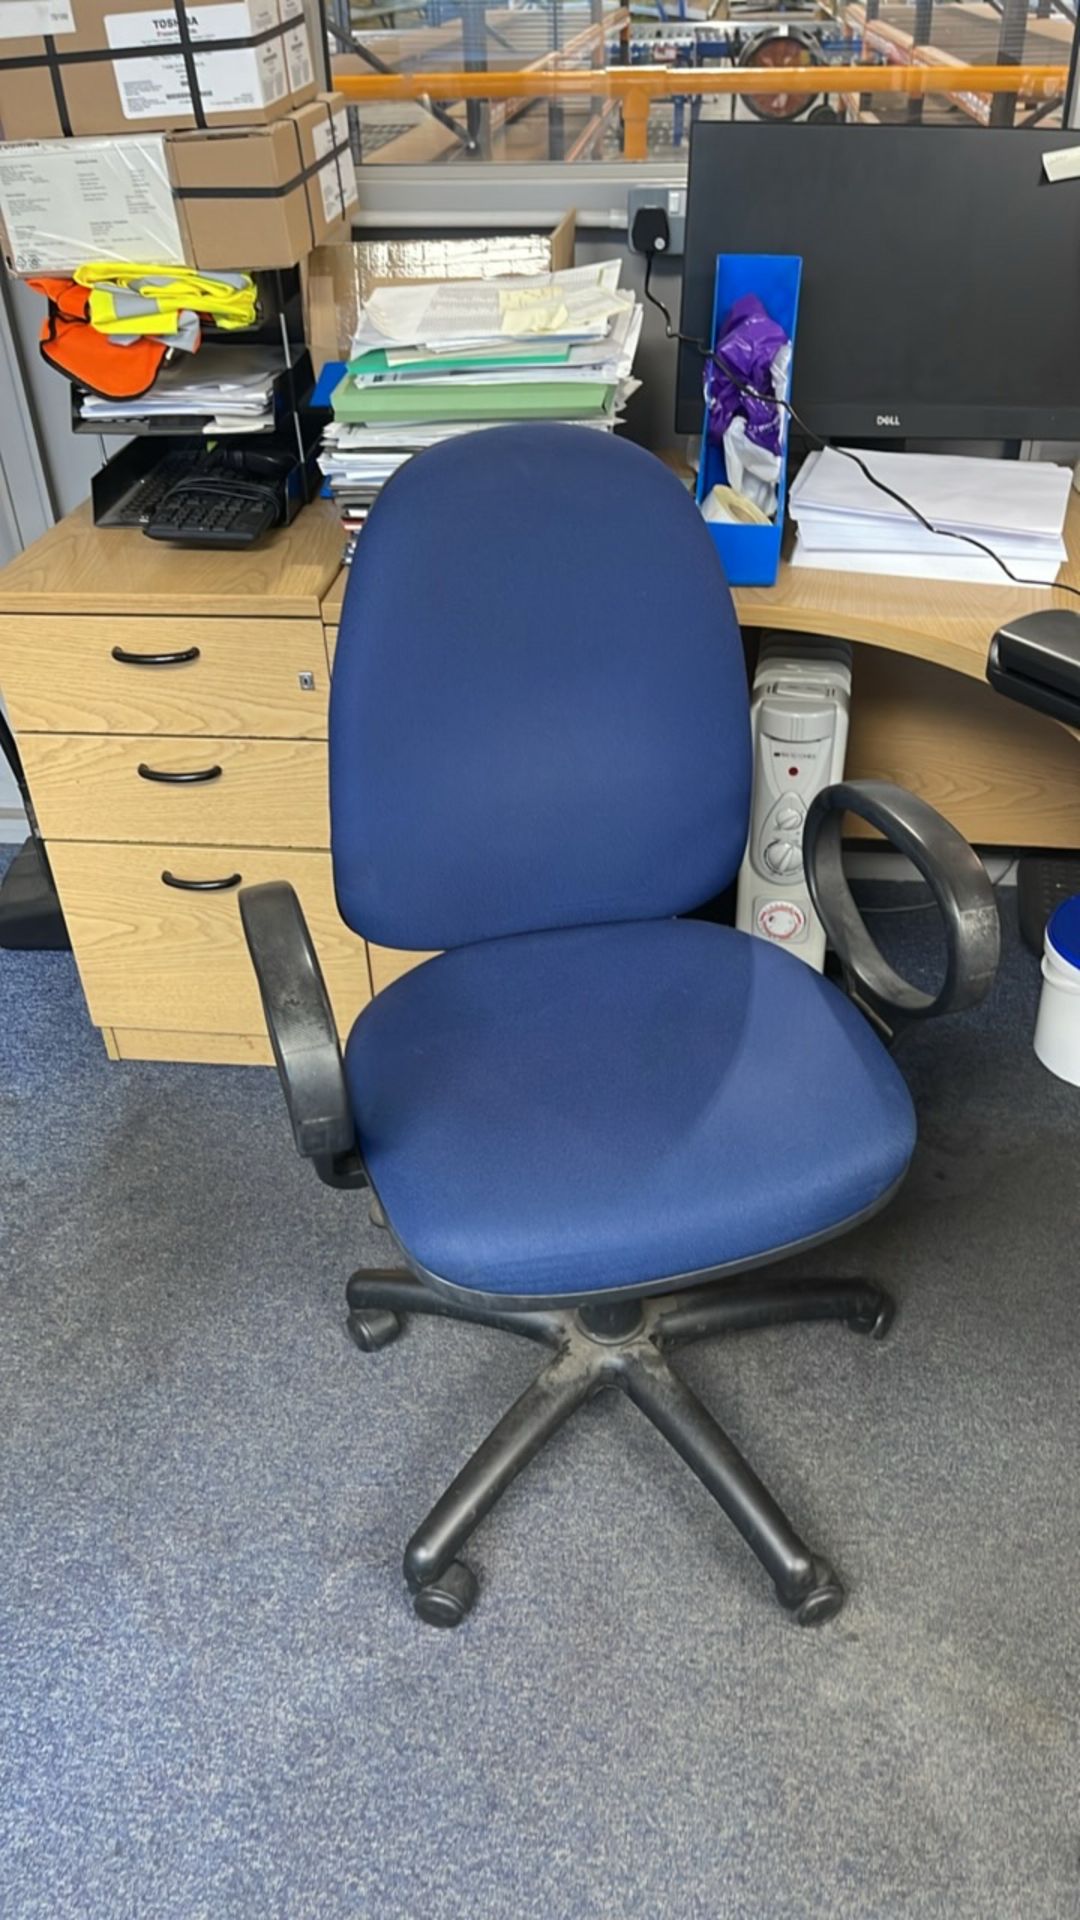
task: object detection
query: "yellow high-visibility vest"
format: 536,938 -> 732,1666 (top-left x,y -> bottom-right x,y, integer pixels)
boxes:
73,264 -> 258,334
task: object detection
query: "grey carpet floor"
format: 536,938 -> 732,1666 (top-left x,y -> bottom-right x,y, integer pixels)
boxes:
2,858 -> 1079,1920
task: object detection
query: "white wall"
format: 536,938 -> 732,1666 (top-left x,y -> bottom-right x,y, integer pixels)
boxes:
6,277 -> 116,517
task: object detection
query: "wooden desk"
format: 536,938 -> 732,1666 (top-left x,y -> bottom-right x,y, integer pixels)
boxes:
735,493 -> 1080,684
323,496 -> 1080,855
317,491 -> 1080,680
3,491 -> 1080,1067
0,498 -> 346,619
736,494 -> 1080,849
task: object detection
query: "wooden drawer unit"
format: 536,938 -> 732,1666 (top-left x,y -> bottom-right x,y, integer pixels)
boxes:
0,502 -> 355,1067
47,843 -> 372,1040
21,734 -> 331,849
0,615 -> 330,738
105,1028 -> 277,1066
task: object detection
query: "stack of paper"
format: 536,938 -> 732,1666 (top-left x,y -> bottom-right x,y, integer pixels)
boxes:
76,346 -> 290,434
318,261 -> 643,561
789,448 -> 1073,586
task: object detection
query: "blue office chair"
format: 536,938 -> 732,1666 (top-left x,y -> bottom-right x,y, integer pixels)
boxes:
241,425 -> 999,1629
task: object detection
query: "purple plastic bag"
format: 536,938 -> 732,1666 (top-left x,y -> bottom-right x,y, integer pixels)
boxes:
704,293 -> 788,455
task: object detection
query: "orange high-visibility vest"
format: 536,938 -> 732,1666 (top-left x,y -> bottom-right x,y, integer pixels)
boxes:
28,277 -> 168,400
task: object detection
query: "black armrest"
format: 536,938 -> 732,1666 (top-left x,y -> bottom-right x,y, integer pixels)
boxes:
238,881 -> 366,1189
803,780 -> 1000,1038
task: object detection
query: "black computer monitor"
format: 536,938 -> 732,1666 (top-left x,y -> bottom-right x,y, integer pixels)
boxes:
677,124 -> 1080,444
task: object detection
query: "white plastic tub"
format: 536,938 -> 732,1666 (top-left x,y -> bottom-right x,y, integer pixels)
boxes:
1034,895 -> 1080,1086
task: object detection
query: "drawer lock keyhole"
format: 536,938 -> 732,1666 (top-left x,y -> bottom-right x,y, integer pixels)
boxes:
298,671 -> 316,691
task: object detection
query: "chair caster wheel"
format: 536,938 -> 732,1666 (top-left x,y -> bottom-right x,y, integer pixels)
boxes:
412,1561 -> 477,1628
793,1580 -> 845,1627
347,1307 -> 401,1352
846,1290 -> 895,1341
781,1565 -> 845,1628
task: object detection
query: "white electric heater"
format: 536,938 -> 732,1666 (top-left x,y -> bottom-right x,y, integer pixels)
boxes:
736,639 -> 853,971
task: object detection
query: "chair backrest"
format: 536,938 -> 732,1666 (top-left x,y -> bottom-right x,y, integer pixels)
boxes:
330,423 -> 751,950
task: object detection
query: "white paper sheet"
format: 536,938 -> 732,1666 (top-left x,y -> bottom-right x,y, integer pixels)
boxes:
78,345 -> 286,419
792,509 -> 1066,562
353,307 -> 643,392
791,538 -> 1061,586
791,447 -> 1072,541
356,262 -> 630,352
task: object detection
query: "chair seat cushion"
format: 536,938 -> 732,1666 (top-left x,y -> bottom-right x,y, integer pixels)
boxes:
345,920 -> 916,1298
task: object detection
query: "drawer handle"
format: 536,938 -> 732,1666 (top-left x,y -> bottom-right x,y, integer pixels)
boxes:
161,870 -> 241,892
111,645 -> 201,667
138,763 -> 222,786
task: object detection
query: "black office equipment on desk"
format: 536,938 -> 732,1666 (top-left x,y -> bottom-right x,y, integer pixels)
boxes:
987,609 -> 1080,730
678,125 -> 1080,444
142,447 -> 296,549
88,263 -> 317,547
91,433 -> 319,546
986,609 -> 1080,952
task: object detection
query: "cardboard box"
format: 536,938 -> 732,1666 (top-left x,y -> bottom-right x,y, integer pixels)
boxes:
0,0 -> 316,142
0,96 -> 358,272
303,213 -> 577,372
170,96 -> 358,270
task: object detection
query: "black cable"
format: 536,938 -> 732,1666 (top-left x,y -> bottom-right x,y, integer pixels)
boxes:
642,255 -> 1080,605
642,254 -> 680,340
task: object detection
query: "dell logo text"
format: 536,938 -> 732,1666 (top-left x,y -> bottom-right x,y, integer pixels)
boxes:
876,414 -> 901,427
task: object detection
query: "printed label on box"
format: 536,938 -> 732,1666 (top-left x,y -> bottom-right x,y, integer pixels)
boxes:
284,20 -> 311,95
0,135 -> 184,270
104,0 -> 295,120
0,1 -> 76,36
312,107 -> 357,224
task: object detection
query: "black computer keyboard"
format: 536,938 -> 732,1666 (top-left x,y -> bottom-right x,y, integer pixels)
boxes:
143,477 -> 280,549
99,452 -> 200,528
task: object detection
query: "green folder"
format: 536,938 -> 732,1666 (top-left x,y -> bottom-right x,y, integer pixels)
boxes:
332,379 -> 614,425
348,344 -> 572,377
